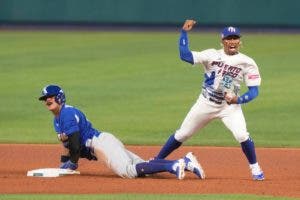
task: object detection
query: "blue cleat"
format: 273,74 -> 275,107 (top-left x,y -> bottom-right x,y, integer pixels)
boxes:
252,172 -> 265,181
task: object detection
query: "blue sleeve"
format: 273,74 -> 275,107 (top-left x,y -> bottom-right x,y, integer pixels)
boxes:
61,109 -> 80,135
179,30 -> 194,64
237,86 -> 259,104
53,119 -> 60,133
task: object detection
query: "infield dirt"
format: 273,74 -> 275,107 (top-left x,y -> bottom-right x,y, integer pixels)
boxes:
0,144 -> 299,198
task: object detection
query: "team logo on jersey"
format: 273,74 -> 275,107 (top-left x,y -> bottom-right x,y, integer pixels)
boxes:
211,61 -> 241,78
222,74 -> 233,89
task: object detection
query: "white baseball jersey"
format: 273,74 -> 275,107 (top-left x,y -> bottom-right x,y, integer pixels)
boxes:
192,48 -> 261,104
174,49 -> 261,143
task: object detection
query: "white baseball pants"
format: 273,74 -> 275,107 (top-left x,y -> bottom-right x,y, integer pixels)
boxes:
89,132 -> 144,178
174,94 -> 250,143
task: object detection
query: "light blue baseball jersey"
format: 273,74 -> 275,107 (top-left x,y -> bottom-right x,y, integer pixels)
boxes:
53,104 -> 101,146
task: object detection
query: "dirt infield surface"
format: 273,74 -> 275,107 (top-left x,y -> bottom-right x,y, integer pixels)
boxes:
0,144 -> 299,198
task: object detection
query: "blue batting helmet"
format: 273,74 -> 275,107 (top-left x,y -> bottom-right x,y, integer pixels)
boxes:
221,26 -> 241,39
39,84 -> 66,104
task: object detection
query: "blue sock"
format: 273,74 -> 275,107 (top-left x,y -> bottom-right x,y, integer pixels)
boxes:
135,160 -> 174,176
149,159 -> 175,164
241,137 -> 257,164
156,134 -> 182,159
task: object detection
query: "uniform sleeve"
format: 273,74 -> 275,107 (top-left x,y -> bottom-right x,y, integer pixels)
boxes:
244,59 -> 261,86
191,49 -> 216,67
53,119 -> 60,133
60,109 -> 80,136
179,30 -> 194,64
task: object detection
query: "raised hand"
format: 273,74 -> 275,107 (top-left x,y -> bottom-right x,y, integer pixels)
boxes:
182,20 -> 196,31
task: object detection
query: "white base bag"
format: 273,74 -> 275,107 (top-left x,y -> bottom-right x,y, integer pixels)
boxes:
27,168 -> 80,177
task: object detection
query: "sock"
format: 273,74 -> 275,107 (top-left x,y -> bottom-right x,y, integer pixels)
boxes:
156,134 -> 182,159
135,160 -> 174,177
241,137 -> 257,164
149,159 -> 175,164
249,162 -> 262,175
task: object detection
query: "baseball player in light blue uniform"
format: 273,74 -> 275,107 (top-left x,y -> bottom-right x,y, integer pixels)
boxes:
156,20 -> 264,181
38,84 -> 205,180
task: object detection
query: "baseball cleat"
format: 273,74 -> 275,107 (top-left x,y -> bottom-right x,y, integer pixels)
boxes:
250,163 -> 264,181
172,159 -> 185,180
252,172 -> 265,181
184,152 -> 206,179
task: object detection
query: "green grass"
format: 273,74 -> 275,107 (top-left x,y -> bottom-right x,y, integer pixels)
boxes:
0,194 -> 298,200
0,31 -> 299,147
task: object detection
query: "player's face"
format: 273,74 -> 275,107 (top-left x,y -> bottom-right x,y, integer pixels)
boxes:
43,96 -> 61,115
222,36 -> 241,55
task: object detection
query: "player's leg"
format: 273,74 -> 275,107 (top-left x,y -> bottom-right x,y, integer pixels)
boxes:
135,159 -> 186,180
220,105 -> 264,180
155,134 -> 182,159
156,96 -> 213,159
140,154 -> 205,179
91,132 -> 186,179
127,152 -> 188,179
91,132 -> 143,178
125,149 -> 145,165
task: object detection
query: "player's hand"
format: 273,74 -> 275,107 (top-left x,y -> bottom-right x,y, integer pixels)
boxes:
182,19 -> 196,31
60,160 -> 78,170
224,92 -> 238,104
58,133 -> 68,142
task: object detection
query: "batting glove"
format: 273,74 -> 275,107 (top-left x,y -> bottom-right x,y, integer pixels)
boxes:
60,160 -> 78,170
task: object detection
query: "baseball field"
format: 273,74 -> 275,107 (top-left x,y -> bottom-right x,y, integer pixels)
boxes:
0,30 -> 299,199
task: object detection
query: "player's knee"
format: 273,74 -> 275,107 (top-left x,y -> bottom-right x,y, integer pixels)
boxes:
174,130 -> 192,142
235,134 -> 249,143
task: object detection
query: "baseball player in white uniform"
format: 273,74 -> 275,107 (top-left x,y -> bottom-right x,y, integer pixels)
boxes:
38,84 -> 205,180
156,20 -> 264,180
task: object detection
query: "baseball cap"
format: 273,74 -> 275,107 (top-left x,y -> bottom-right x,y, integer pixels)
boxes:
221,26 -> 241,39
38,85 -> 63,101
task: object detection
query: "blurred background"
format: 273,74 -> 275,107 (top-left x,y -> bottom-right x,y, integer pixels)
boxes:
1,0 -> 300,29
0,0 -> 299,146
